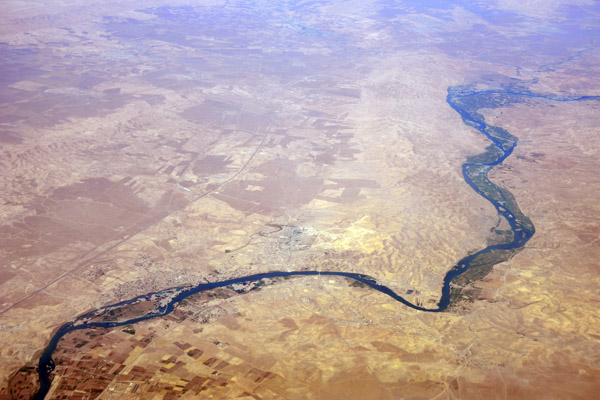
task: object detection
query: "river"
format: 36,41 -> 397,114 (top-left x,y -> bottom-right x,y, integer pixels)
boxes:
33,86 -> 599,399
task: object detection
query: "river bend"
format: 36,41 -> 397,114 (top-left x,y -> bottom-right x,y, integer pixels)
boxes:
32,87 -> 600,399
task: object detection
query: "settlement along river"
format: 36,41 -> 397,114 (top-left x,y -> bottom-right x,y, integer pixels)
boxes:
33,86 -> 600,399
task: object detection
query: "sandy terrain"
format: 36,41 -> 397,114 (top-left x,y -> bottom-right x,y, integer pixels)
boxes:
1,0 -> 599,399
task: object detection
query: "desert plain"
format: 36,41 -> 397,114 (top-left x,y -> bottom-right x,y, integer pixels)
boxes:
1,1 -> 600,399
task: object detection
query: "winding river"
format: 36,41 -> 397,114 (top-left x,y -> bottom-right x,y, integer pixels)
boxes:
33,87 -> 599,399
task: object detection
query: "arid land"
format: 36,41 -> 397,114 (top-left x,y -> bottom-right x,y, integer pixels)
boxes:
1,1 -> 600,399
